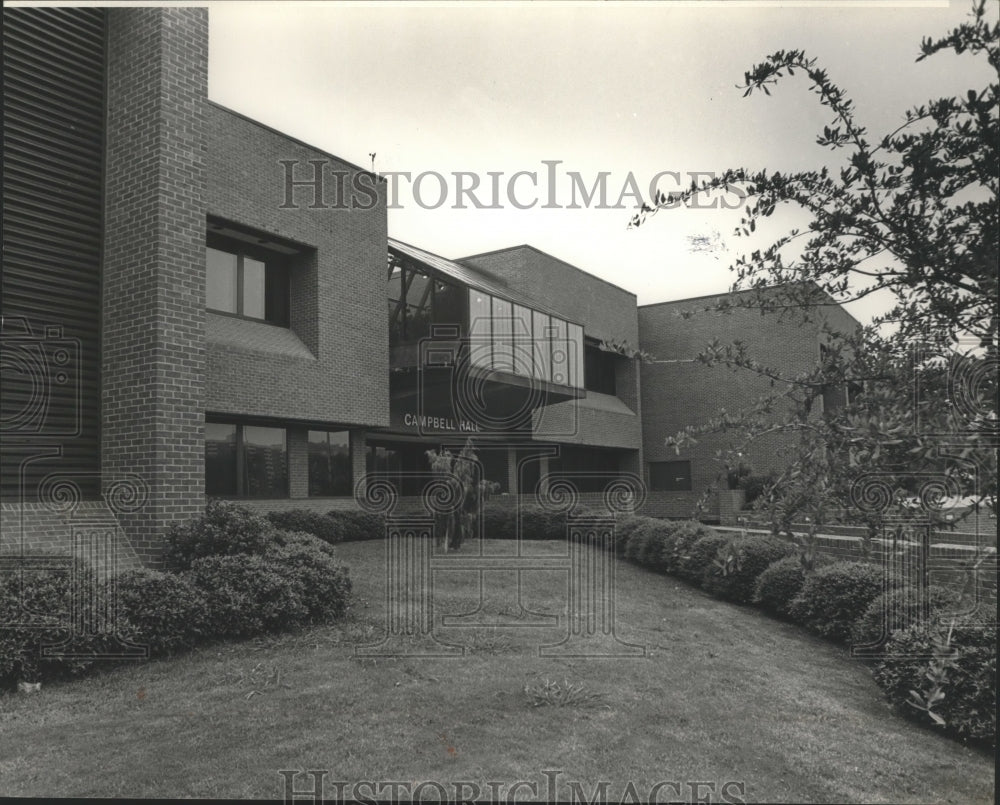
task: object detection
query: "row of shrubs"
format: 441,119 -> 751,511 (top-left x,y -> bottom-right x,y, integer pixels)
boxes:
262,503 -> 576,545
613,515 -> 995,747
1,501 -> 351,688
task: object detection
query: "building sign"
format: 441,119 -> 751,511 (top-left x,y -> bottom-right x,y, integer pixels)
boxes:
401,412 -> 481,433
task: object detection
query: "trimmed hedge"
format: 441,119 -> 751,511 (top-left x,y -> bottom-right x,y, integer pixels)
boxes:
701,535 -> 797,604
111,569 -> 207,657
873,615 -> 996,745
0,560 -> 102,684
753,555 -> 832,618
0,560 -> 99,683
482,504 -> 519,540
850,584 -> 961,650
264,531 -> 352,623
677,532 -> 732,585
661,521 -> 717,577
611,515 -> 648,557
265,509 -> 386,544
787,561 -> 886,642
188,554 -> 308,638
166,499 -> 276,570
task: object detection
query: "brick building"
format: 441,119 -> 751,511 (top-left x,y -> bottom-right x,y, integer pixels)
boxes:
1,6 -> 855,566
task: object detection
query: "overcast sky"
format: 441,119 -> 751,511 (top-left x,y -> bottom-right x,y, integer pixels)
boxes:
207,0 -> 995,319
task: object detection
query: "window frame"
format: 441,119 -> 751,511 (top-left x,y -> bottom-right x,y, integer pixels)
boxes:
205,420 -> 289,499
648,460 -> 693,492
206,236 -> 290,327
307,429 -> 353,498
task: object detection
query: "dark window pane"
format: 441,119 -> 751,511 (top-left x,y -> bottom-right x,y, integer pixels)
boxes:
512,304 -> 533,376
469,290 -> 492,368
309,430 -> 351,496
649,460 -> 692,492
406,269 -> 432,342
434,280 -> 464,334
491,297 -> 514,373
367,443 -> 402,496
205,422 -> 237,496
243,426 -> 287,497
207,247 -> 237,313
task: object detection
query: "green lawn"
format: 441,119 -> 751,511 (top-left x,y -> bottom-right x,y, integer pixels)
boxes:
0,538 -> 994,802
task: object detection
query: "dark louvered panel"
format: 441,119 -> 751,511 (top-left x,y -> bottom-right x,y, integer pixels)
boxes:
1,7 -> 106,502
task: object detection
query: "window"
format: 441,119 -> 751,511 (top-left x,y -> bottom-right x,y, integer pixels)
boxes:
206,242 -> 289,326
491,297 -> 514,373
205,423 -> 238,497
649,460 -> 692,492
205,422 -> 288,497
585,343 -> 617,395
549,317 -> 568,385
388,262 -> 464,347
308,430 -> 352,497
567,323 -> 584,389
532,310 -> 551,381
468,290 -> 493,367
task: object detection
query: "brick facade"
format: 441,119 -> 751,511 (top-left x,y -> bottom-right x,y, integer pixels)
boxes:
2,7 -> 878,565
101,8 -> 209,566
204,104 -> 389,428
639,287 -> 859,521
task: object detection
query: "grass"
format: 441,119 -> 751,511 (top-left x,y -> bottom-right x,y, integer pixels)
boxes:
0,538 -> 994,802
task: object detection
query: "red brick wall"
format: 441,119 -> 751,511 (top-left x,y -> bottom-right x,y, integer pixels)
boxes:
101,8 -> 209,566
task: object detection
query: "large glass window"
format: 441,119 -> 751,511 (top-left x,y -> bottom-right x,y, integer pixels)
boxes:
491,297 -> 514,373
649,460 -> 692,492
205,422 -> 288,498
206,243 -> 288,326
205,422 -> 238,496
549,318 -> 569,385
308,430 -> 352,496
468,290 -> 493,368
512,304 -> 533,376
242,426 -> 288,497
567,323 -> 584,389
532,310 -> 551,381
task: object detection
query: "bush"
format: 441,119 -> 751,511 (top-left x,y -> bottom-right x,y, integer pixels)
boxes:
850,584 -> 961,650
187,554 -> 307,637
611,515 -> 647,557
519,506 -> 567,541
873,615 -> 996,745
0,559 -> 102,685
787,561 -> 885,641
324,510 -> 386,543
754,556 -> 804,617
264,531 -> 352,623
701,535 -> 796,604
110,568 -> 207,657
266,509 -> 345,544
676,531 -> 730,585
660,521 -> 717,576
623,520 -> 655,565
165,500 -> 276,570
482,504 -> 518,540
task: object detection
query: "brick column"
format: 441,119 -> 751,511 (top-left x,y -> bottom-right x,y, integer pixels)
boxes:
101,8 -> 208,566
287,427 -> 309,499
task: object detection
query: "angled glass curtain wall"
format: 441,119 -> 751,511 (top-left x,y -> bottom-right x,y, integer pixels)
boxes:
467,288 -> 584,389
